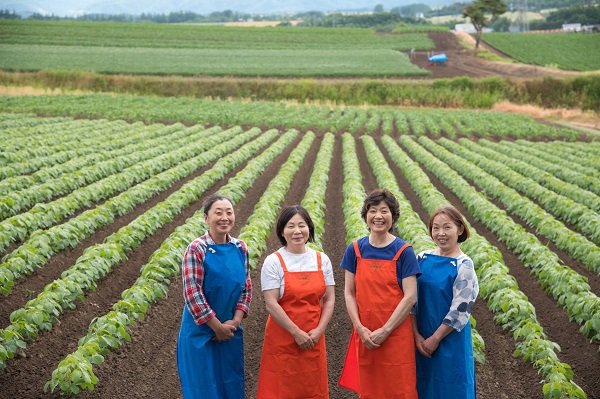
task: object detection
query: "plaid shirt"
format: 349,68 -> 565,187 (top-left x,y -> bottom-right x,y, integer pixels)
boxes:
181,232 -> 252,325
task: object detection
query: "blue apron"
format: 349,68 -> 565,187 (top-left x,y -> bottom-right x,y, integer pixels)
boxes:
177,242 -> 247,399
415,253 -> 476,399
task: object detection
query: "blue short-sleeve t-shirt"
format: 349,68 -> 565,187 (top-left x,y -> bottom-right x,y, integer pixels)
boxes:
341,236 -> 421,291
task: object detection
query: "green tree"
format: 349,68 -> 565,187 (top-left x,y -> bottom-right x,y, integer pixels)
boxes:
374,4 -> 385,12
462,0 -> 507,48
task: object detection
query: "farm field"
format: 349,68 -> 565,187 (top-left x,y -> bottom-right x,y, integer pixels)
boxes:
0,20 -> 433,77
482,33 -> 600,71
0,95 -> 598,399
0,45 -> 428,77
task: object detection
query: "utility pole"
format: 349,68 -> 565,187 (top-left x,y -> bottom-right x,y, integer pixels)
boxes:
515,0 -> 529,32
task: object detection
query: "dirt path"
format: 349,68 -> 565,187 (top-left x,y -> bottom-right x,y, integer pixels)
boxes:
408,31 -> 583,79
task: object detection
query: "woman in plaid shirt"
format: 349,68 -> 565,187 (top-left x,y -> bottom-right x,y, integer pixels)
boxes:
177,194 -> 252,399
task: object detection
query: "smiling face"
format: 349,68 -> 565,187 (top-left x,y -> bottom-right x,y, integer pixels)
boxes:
365,202 -> 393,235
282,213 -> 310,252
430,213 -> 464,255
204,199 -> 235,241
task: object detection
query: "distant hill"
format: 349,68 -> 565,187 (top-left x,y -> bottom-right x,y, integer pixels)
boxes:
0,0 -> 454,18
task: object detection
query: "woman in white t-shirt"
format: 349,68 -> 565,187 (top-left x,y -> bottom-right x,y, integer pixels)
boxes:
256,205 -> 335,399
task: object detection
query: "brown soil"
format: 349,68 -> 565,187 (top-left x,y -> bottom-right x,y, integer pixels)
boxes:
0,126 -> 599,399
409,32 -> 583,79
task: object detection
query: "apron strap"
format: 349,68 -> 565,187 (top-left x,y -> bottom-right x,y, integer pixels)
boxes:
352,241 -> 361,259
276,250 -> 322,272
392,242 -> 411,261
274,251 -> 289,272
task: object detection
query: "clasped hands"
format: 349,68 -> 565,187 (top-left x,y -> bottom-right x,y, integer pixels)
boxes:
211,320 -> 239,342
414,333 -> 440,358
357,325 -> 391,350
293,328 -> 324,350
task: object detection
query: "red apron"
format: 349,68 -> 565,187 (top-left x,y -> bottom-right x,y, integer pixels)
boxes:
257,251 -> 329,399
339,241 -> 417,399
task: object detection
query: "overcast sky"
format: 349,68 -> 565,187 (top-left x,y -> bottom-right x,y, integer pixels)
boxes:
1,0 -> 450,17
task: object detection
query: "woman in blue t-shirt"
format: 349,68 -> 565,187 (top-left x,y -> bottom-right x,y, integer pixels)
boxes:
339,188 -> 421,398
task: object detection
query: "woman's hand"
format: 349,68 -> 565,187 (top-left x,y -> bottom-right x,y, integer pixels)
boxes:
210,321 -> 236,342
307,327 -> 324,344
293,330 -> 315,350
357,325 -> 380,350
414,332 -> 431,358
422,336 -> 441,356
223,319 -> 240,329
369,326 -> 391,346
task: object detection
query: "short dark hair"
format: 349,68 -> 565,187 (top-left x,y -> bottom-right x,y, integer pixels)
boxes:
428,205 -> 470,243
276,205 -> 315,246
361,189 -> 400,233
203,194 -> 234,215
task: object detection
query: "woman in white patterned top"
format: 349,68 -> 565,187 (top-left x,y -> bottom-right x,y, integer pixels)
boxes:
411,205 -> 479,399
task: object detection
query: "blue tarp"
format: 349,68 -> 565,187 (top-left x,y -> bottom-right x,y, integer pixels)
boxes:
428,53 -> 448,63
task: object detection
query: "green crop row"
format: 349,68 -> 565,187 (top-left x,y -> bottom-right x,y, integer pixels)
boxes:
512,140 -> 600,181
0,95 -> 584,140
340,134 -> 370,245
533,142 -> 600,172
381,135 -> 586,399
1,118 -> 105,155
0,112 -> 59,131
302,133 -> 335,252
553,141 -> 600,161
0,123 -> 191,219
0,120 -> 185,195
239,132 -> 315,270
483,141 -> 600,197
459,139 -> 600,214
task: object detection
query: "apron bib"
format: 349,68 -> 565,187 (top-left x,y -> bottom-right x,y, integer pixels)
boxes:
415,253 -> 476,399
257,251 -> 329,399
177,242 -> 247,399
339,241 -> 417,399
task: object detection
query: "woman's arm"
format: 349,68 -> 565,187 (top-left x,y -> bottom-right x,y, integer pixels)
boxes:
308,285 -> 335,343
411,313 -> 430,357
207,316 -> 237,342
264,288 -> 314,350
236,242 -> 252,317
344,270 -> 380,349
181,240 -> 216,324
370,275 -> 417,345
421,324 -> 454,355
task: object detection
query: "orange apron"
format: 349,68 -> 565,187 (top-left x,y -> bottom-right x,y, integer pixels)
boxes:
339,241 -> 417,399
256,251 -> 329,399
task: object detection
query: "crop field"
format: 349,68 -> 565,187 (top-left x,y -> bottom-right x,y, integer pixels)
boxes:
482,33 -> 600,71
0,95 -> 598,399
0,20 -> 433,77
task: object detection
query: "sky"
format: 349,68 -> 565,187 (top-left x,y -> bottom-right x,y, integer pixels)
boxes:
1,0 -> 450,17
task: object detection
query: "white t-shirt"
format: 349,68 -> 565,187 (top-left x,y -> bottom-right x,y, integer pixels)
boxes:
261,247 -> 335,299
